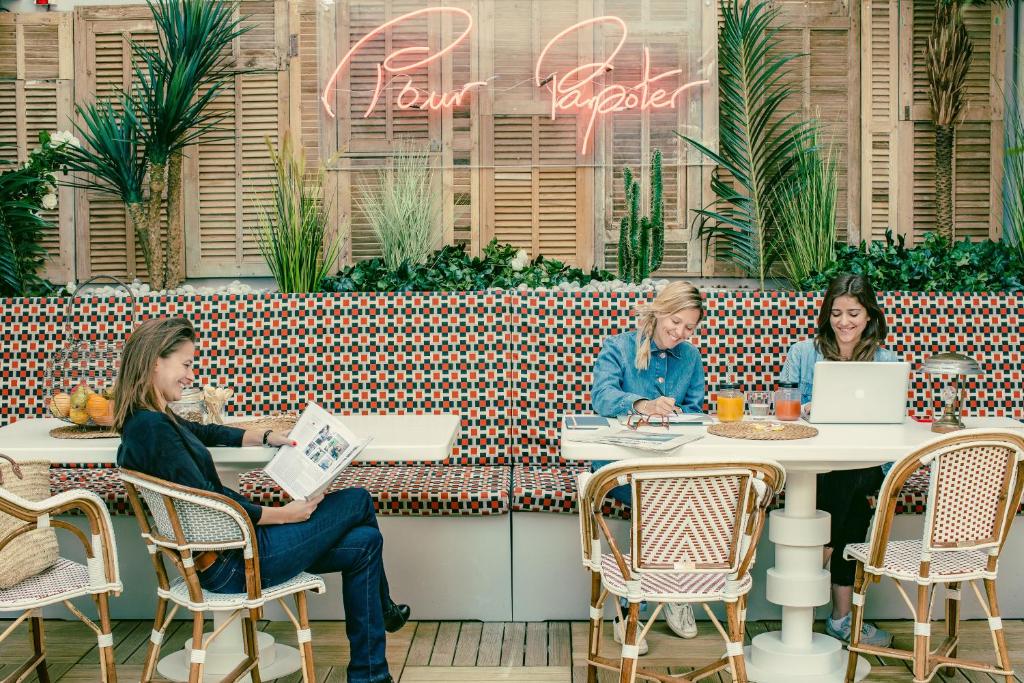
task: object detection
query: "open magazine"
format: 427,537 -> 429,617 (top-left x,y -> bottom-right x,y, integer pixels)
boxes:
264,403 -> 372,501
565,428 -> 704,452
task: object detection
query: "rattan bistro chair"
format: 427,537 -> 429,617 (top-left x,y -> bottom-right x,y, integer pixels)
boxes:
578,457 -> 785,683
0,487 -> 122,683
120,469 -> 326,683
843,429 -> 1024,683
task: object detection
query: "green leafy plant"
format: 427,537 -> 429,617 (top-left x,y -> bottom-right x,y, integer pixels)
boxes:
256,132 -> 341,293
61,0 -> 246,289
360,143 -> 440,270
1005,91 -> 1024,262
0,132 -> 76,296
775,134 -> 839,287
321,240 -> 614,293
617,149 -> 664,283
677,0 -> 812,288
796,231 -> 1024,292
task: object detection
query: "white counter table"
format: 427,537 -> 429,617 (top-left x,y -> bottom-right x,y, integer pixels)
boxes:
562,416 -> 1023,683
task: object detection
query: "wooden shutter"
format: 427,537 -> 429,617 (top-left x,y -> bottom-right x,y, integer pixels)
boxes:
74,7 -> 166,280
0,13 -> 75,283
184,0 -> 292,277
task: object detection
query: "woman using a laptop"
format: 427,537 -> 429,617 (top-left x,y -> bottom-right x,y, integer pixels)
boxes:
590,281 -> 706,645
779,273 -> 896,649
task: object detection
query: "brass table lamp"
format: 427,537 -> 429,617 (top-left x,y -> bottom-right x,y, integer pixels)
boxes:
922,352 -> 982,433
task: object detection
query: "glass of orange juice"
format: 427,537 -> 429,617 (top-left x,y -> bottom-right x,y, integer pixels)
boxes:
716,382 -> 745,422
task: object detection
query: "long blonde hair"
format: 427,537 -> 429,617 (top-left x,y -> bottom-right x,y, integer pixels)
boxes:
113,317 -> 196,431
633,281 -> 705,370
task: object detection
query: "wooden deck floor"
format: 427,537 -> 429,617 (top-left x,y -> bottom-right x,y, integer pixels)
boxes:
2,618 -> 1023,682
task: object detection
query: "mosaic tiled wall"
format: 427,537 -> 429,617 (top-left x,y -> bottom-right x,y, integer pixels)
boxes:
3,291 -> 1022,465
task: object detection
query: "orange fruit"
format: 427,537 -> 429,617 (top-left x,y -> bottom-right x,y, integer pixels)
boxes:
86,394 -> 111,424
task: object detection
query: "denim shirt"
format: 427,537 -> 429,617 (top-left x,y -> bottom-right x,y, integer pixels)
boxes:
779,339 -> 899,474
591,330 -> 706,417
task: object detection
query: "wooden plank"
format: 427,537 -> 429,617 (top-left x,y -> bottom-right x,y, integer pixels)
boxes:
428,621 -> 460,666
547,621 -> 571,668
452,620 -> 483,667
401,667 -> 570,682
476,621 -> 505,667
523,622 -> 548,667
500,621 -> 526,668
407,621 -> 440,667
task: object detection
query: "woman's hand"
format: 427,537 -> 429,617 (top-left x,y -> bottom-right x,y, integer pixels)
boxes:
637,396 -> 680,417
801,402 -> 812,419
282,493 -> 324,523
267,431 -> 297,448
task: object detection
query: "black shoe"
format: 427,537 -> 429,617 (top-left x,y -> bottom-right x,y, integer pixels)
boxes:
383,602 -> 410,633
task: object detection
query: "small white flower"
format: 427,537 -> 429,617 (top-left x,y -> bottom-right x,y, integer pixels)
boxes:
510,249 -> 530,271
65,281 -> 76,294
41,193 -> 58,210
49,130 -> 81,149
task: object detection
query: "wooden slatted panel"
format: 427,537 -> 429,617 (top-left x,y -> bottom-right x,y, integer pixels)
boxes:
297,0 -> 322,166
0,13 -> 74,283
186,0 -> 290,276
862,0 -> 901,242
348,159 -> 386,261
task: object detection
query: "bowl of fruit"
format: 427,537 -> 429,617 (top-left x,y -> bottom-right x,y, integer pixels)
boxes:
48,381 -> 116,428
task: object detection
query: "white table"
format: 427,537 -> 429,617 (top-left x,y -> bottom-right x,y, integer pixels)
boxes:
562,416 -> 1023,683
1,413 -> 460,682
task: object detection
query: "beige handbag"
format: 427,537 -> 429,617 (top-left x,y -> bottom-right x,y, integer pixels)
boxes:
0,454 -> 59,589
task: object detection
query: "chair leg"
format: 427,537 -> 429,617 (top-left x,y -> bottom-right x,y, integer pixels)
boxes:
587,572 -> 602,683
725,597 -> 748,683
983,579 -> 1014,683
188,612 -> 205,683
845,562 -> 867,683
94,592 -> 118,683
912,583 -> 931,683
245,609 -> 263,683
294,593 -> 316,683
30,611 -> 51,683
943,582 -> 961,675
141,598 -> 168,683
618,601 -> 641,683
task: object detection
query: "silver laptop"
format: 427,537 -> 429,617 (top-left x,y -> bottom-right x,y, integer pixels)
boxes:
808,361 -> 911,424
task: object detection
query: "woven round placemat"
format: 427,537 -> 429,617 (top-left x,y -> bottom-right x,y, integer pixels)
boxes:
229,415 -> 298,433
708,421 -> 818,440
49,425 -> 119,439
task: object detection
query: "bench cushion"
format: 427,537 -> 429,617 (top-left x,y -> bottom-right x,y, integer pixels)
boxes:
239,465 -> 511,516
50,464 -> 132,516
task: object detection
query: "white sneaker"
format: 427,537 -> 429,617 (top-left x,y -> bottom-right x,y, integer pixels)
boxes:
612,616 -> 649,655
664,603 -> 698,639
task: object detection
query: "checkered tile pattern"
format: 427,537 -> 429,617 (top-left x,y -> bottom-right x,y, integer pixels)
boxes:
49,464 -> 132,515
238,465 -> 511,516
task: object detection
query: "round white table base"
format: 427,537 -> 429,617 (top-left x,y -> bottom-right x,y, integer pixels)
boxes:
744,633 -> 870,682
156,612 -> 302,682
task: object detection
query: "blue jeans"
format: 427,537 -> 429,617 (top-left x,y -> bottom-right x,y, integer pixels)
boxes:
200,488 -> 393,683
591,460 -> 632,505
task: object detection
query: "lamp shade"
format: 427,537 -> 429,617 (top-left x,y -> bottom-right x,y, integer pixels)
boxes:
922,352 -> 981,376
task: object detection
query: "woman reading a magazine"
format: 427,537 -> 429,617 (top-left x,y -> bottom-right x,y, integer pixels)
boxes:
114,317 -> 407,683
589,280 -> 706,646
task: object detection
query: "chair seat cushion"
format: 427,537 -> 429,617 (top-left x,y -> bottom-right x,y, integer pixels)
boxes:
512,465 -> 631,520
239,465 -> 511,516
600,553 -> 753,602
50,464 -> 131,515
0,558 -> 90,609
844,539 -> 996,582
160,571 -> 326,611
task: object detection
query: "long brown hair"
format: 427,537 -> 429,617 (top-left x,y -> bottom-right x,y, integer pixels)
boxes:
634,281 -> 705,370
113,317 -> 196,431
815,273 -> 887,361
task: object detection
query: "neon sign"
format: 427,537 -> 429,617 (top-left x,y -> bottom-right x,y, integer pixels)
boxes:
321,8 -> 710,154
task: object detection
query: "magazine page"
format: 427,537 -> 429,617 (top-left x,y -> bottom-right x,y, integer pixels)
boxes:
569,428 -> 704,452
264,403 -> 372,500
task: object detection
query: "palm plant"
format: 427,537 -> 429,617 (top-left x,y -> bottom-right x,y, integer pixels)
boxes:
1005,93 -> 1024,262
61,0 -> 245,289
359,143 -> 440,270
925,0 -> 1014,242
0,161 -> 52,296
256,133 -> 341,293
774,134 -> 839,287
677,0 -> 812,288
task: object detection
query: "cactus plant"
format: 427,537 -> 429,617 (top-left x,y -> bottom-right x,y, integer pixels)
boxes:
617,149 -> 664,283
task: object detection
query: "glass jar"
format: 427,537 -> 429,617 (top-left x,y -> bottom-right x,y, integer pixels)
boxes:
716,382 -> 744,422
775,381 -> 801,421
168,386 -> 207,424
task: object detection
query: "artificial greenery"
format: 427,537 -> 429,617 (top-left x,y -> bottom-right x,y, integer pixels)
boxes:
0,132 -> 76,297
322,240 -> 614,293
775,135 -> 839,287
256,133 -> 341,293
617,149 -> 665,283
360,143 -> 440,270
678,0 -> 812,288
61,0 -> 246,289
796,231 -> 1024,292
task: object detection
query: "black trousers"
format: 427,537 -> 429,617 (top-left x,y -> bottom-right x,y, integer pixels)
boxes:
817,467 -> 884,587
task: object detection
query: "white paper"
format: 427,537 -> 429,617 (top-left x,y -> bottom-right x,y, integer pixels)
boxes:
264,403 -> 372,501
570,429 -> 704,452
